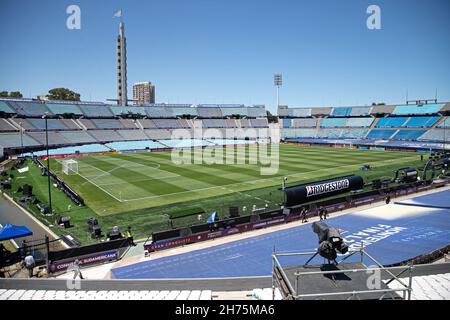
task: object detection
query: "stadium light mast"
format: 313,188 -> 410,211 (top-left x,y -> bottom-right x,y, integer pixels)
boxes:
274,74 -> 282,107
43,112 -> 53,215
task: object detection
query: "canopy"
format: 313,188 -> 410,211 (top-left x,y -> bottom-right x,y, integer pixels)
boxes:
0,224 -> 33,241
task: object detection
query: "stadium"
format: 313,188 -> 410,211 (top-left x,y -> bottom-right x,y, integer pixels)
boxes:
1,0 -> 450,305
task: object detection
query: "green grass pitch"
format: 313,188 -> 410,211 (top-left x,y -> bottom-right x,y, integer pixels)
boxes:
10,144 -> 424,243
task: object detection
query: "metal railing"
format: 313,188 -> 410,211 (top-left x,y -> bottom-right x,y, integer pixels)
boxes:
272,246 -> 413,300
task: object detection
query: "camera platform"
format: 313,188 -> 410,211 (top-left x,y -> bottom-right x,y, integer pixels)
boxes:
272,247 -> 413,300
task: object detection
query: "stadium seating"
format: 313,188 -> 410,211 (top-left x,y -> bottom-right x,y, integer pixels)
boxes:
375,117 -> 409,127
0,133 -> 39,148
393,104 -> 443,115
26,132 -> 71,145
172,107 -> 198,117
119,119 -> 139,129
27,119 -> 69,131
247,106 -> 266,118
238,119 -> 252,128
250,118 -> 269,128
78,119 -> 97,130
201,119 -> 227,128
144,129 -> 172,140
59,131 -> 97,144
197,107 -> 223,118
345,118 -> 374,127
12,101 -> 52,116
331,107 -> 352,117
418,129 -> 449,142
110,106 -> 147,116
117,130 -> 150,141
281,128 -> 316,138
405,116 -> 440,128
320,118 -> 347,127
220,107 -> 248,117
0,101 -> 16,114
391,130 -> 427,140
341,129 -> 369,139
317,129 -> 342,138
79,105 -> 114,118
282,119 -> 291,128
153,119 -> 182,129
138,119 -> 157,129
311,107 -> 332,116
225,119 -> 238,128
9,119 -> 34,130
0,119 -> 18,132
46,103 -> 83,115
366,129 -> 396,139
60,119 -> 82,130
349,107 -> 371,116
146,107 -> 174,118
0,288 -> 212,300
436,117 -> 450,128
91,119 -> 124,129
291,118 -> 316,127
290,108 -> 311,117
88,130 -> 125,142
370,105 -> 396,114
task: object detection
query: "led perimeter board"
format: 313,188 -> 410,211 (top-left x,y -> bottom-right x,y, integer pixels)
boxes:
284,175 -> 364,206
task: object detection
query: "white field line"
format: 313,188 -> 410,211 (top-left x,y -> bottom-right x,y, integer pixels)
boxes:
96,175 -> 181,187
116,155 -> 419,202
78,159 -> 179,184
73,168 -> 124,202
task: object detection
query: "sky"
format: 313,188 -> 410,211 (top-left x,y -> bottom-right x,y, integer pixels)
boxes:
0,0 -> 449,113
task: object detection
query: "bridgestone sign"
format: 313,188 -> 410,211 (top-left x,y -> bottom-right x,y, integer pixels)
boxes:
284,175 -> 364,207
306,179 -> 350,197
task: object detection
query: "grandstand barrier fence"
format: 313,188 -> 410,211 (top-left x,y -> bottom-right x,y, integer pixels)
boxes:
144,180 -> 448,252
48,237 -> 131,274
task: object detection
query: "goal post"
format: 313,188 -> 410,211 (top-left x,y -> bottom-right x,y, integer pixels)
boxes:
61,159 -> 79,175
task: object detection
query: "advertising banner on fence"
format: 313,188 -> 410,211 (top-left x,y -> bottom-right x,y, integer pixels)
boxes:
49,250 -> 119,273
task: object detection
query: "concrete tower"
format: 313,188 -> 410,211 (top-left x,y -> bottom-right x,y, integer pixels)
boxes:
117,22 -> 128,106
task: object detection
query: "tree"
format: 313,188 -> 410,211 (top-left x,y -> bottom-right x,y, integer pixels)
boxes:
9,91 -> 23,98
0,91 -> 22,98
46,88 -> 81,101
266,110 -> 278,123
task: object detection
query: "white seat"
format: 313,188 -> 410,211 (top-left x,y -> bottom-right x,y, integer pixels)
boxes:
20,290 -> 36,300
176,290 -> 191,300
0,289 -> 16,300
163,290 -> 181,300
153,290 -> 169,300
8,289 -> 26,300
199,290 -> 212,300
187,290 -> 202,300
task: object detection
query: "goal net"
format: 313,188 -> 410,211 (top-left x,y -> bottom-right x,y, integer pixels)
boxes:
62,159 -> 79,175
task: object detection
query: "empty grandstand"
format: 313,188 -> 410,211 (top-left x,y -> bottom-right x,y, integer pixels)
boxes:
279,102 -> 450,150
0,98 -> 270,157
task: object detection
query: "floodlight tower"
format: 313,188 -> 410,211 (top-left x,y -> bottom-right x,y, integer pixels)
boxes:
274,74 -> 282,107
